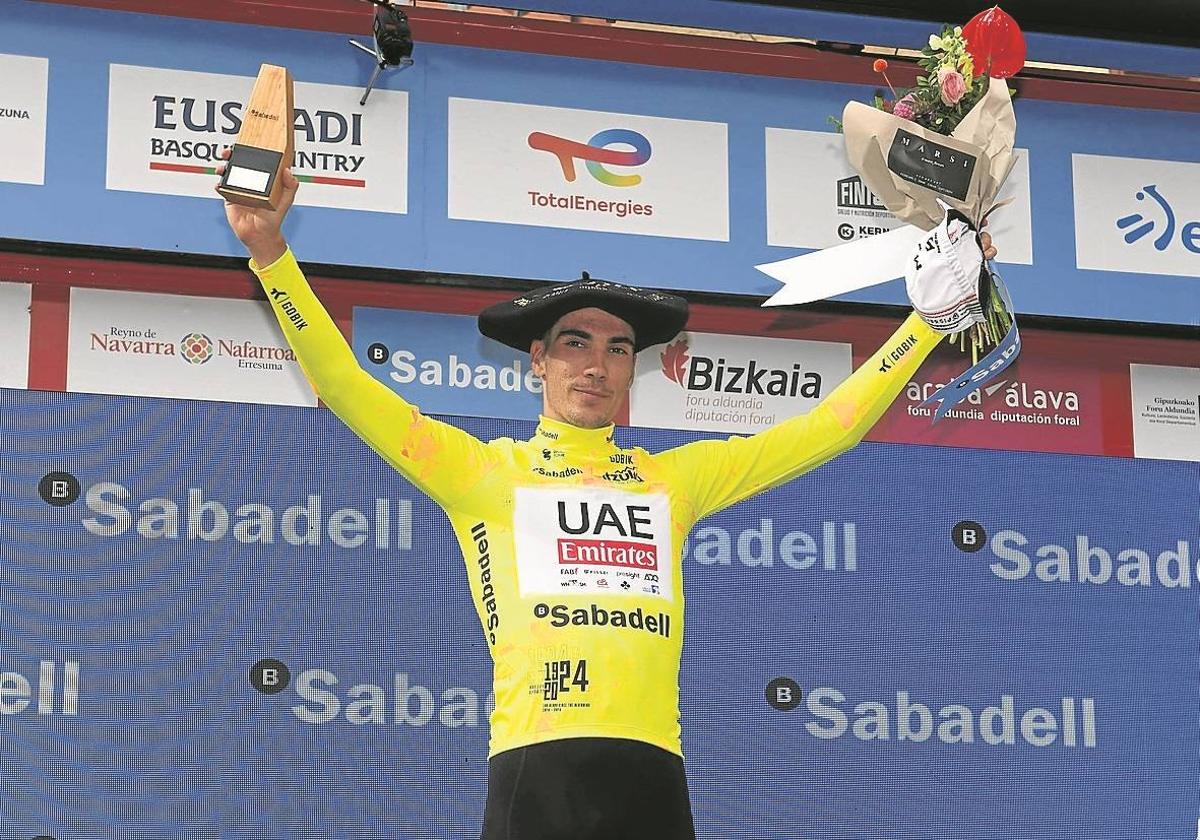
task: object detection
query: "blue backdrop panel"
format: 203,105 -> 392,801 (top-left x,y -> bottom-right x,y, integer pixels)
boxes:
1,2 -> 1199,324
1,387 -> 1196,839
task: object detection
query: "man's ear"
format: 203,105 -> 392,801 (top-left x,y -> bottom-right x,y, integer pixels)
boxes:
530,339 -> 545,378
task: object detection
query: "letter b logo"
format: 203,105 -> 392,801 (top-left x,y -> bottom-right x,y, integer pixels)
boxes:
39,472 -> 80,507
367,342 -> 389,365
250,658 -> 291,695
953,521 -> 987,553
766,677 -> 802,711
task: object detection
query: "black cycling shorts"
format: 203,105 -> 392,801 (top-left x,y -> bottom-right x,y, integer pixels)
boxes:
480,736 -> 696,840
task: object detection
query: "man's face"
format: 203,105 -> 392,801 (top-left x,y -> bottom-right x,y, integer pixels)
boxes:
530,307 -> 636,429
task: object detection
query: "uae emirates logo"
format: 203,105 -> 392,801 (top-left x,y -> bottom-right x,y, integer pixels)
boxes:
180,332 -> 213,365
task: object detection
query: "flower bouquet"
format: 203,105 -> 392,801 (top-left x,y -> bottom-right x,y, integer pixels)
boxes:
839,6 -> 1025,364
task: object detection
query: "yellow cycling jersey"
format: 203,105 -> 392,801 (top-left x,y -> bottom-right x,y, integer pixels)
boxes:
253,249 -> 941,758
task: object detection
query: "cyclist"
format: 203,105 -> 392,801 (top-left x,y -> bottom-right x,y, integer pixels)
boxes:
220,159 -> 996,840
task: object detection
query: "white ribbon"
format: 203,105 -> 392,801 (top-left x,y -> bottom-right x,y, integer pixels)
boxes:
756,225 -> 925,308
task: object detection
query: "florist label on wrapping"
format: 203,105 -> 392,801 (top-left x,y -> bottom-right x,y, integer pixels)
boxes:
888,129 -> 977,201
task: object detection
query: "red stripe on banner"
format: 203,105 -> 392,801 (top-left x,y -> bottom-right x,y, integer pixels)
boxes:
150,161 -> 213,175
1099,364 -> 1136,459
299,176 -> 366,188
27,284 -> 70,391
0,253 -> 259,299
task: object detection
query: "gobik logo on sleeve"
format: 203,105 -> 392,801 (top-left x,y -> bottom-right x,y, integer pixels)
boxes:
513,487 -> 673,601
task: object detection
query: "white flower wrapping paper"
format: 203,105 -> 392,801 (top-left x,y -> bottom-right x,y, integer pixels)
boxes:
841,75 -> 1017,231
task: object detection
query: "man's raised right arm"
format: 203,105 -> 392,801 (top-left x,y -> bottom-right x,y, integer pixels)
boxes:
220,159 -> 497,508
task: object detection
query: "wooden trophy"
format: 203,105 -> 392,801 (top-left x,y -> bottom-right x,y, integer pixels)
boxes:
218,64 -> 294,209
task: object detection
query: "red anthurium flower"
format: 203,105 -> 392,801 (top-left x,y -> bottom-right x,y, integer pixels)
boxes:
963,5 -> 1026,78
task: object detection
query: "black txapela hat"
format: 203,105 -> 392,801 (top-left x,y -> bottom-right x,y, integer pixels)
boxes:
478,272 -> 689,353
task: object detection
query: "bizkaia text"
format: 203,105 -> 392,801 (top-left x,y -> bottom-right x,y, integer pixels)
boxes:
686,357 -> 822,398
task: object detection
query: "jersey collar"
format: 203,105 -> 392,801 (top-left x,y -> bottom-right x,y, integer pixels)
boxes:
533,415 -> 618,453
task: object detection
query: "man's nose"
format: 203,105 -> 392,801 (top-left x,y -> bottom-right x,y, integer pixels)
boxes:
582,349 -> 608,378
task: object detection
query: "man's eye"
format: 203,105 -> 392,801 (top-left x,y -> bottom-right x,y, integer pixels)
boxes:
610,346 -> 629,355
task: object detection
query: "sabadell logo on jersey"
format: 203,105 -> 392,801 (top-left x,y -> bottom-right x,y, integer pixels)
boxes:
660,336 -> 823,398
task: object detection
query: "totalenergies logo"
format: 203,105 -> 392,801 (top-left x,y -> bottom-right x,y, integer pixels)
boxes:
528,128 -> 652,187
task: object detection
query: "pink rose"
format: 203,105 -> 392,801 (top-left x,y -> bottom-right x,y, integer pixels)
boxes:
938,67 -> 967,106
892,93 -> 918,121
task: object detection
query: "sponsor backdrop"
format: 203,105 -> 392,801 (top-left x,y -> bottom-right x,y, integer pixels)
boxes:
106,64 -> 409,215
0,386 -> 1196,839
67,288 -> 317,406
0,53 -> 48,186
0,3 -> 1198,325
1129,364 -> 1200,462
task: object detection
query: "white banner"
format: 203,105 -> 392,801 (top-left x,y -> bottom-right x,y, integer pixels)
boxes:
765,127 -> 1032,264
106,64 -> 408,213
1129,363 -> 1199,462
68,288 -> 317,406
1074,154 -> 1200,279
0,53 -> 49,186
0,282 -> 31,388
630,331 -> 851,433
757,224 -> 925,306
448,98 -> 728,241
